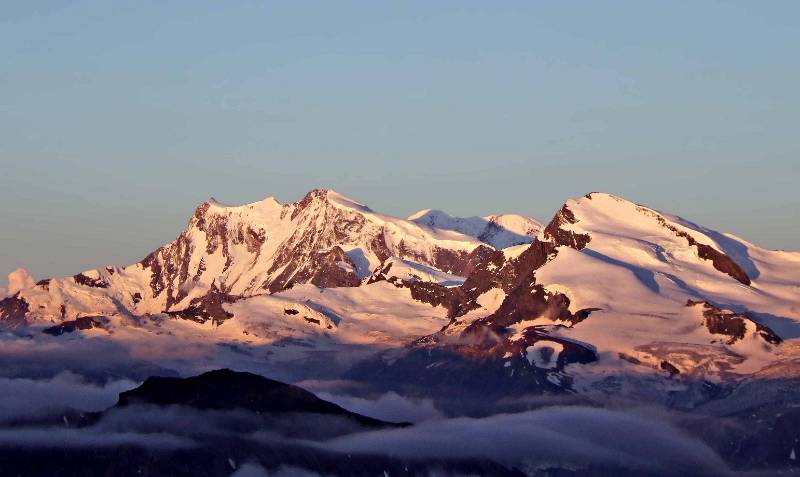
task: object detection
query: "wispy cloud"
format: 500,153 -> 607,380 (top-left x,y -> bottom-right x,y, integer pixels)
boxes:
231,464 -> 330,477
316,391 -> 443,424
0,427 -> 193,449
5,268 -> 34,296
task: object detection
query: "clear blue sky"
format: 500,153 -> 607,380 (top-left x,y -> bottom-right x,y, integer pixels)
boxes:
1,1 -> 798,280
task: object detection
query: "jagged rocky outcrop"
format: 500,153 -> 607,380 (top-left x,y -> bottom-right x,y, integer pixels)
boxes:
73,272 -> 109,288
2,189 -> 496,326
656,216 -> 751,285
42,315 -> 110,336
363,236 -> 600,392
688,300 -> 781,345
164,282 -> 236,325
0,293 -> 30,328
5,190 -> 764,334
0,190 -> 798,477
370,192 -> 788,390
2,190 -> 795,396
136,189 -> 499,305
543,204 -> 591,249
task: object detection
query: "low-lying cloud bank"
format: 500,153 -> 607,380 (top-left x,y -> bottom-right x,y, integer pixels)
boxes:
231,464 -> 330,477
0,332 -> 181,381
0,428 -> 193,449
320,406 -> 729,475
316,391 -> 443,424
0,367 -> 741,475
0,371 -> 743,475
0,372 -> 137,423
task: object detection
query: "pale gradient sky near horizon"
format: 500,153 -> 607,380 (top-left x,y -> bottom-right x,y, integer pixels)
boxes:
1,1 -> 799,280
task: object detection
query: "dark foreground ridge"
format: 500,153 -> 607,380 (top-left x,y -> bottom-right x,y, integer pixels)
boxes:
118,368 -> 399,427
0,369 -> 533,477
0,368 -> 731,477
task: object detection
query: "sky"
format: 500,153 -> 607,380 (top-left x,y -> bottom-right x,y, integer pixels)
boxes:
1,1 -> 798,280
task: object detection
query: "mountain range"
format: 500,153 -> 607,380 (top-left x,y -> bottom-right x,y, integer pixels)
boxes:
2,188 -> 800,474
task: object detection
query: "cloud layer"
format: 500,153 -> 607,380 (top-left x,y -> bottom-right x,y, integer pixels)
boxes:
0,369 -> 737,475
316,391 -> 443,423
0,372 -> 137,423
320,406 -> 729,475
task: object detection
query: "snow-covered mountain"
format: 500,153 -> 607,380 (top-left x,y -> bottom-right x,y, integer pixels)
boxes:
2,189 -> 800,405
2,189 -> 503,325
355,193 -> 800,399
408,209 -> 543,249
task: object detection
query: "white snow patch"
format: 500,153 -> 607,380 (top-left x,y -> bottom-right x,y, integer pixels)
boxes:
526,341 -> 564,369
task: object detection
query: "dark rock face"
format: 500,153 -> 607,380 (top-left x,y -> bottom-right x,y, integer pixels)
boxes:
365,261 -> 397,285
263,194 -> 382,292
687,300 -> 781,345
705,312 -> 747,343
165,283 -> 236,325
375,235 -> 599,393
693,242 -> 751,285
661,360 -> 680,376
368,233 -> 392,264
442,279 -> 599,375
73,273 -> 109,288
0,293 -> 30,328
140,230 -> 196,310
117,369 -> 393,427
139,249 -> 165,299
544,205 -> 591,250
43,316 -> 109,336
470,284 -> 595,332
367,260 -> 478,317
416,238 -> 597,328
241,223 -> 267,254
465,241 -> 593,326
139,200 -> 268,309
656,217 -> 751,285
429,244 -> 494,277
405,240 -> 564,318
407,281 -> 466,315
267,246 -> 360,293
